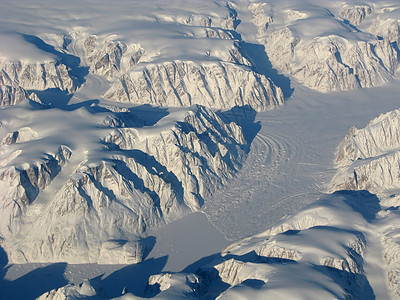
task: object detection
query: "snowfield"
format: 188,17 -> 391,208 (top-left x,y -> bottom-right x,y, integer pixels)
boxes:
1,0 -> 400,299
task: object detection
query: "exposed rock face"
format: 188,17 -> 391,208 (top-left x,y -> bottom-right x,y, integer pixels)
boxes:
104,61 -> 284,111
1,126 -> 38,146
249,3 -> 273,38
248,2 -> 400,93
70,4 -> 283,112
0,53 -> 80,108
0,145 -> 71,236
0,84 -> 28,107
134,192 -> 373,299
83,36 -> 144,80
145,273 -> 202,299
36,279 -> 107,300
340,5 -> 372,26
330,109 -> 400,296
331,109 -> 400,193
382,233 -> 400,297
264,29 -> 397,92
369,13 -> 400,45
1,105 -> 249,263
0,58 -> 77,94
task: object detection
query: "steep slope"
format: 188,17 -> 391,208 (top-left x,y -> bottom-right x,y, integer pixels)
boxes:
0,83 -> 29,108
250,0 -> 400,92
331,109 -> 400,195
0,105 -> 249,264
38,191 -> 380,299
104,61 -> 283,111
0,0 -> 287,266
3,1 -> 400,299
38,106 -> 400,299
0,33 -> 82,108
0,58 -> 77,94
71,8 -> 284,111
330,109 -> 400,297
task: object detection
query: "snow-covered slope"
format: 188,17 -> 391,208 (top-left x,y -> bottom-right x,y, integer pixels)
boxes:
37,279 -> 108,300
104,61 -> 283,111
143,191 -> 383,300
38,104 -> 400,299
0,0 -> 287,266
3,0 -> 400,299
0,57 -> 78,108
0,58 -> 78,93
251,0 -> 400,92
0,1 -> 285,112
73,12 -> 284,111
331,109 -> 400,195
38,191 -> 381,299
330,108 -> 400,297
0,104 -> 249,264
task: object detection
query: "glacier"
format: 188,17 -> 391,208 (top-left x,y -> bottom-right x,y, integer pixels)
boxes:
2,0 -> 400,299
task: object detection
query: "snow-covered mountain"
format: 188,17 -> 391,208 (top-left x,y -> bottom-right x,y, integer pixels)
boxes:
104,60 -> 283,111
140,191 -> 376,300
0,0 -> 276,265
331,109 -> 400,195
39,107 -> 400,299
2,0 -> 400,299
0,104 -> 249,264
35,190 -> 381,299
252,1 -> 400,92
329,109 -> 400,297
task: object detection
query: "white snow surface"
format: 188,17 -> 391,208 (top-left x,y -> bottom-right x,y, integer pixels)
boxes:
1,0 -> 400,299
4,80 -> 400,299
249,0 -> 400,91
0,101 -> 248,264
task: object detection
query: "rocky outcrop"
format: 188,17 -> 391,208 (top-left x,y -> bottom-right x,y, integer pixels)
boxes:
0,84 -> 28,107
368,13 -> 400,44
83,36 -> 144,80
189,193 -> 370,299
0,145 -> 71,236
382,234 -> 400,297
331,109 -> 400,193
249,1 -> 400,92
330,108 -> 400,297
36,279 -> 107,300
104,61 -> 284,111
0,58 -> 77,94
340,5 -> 372,26
264,29 -> 397,92
2,105 -> 249,263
